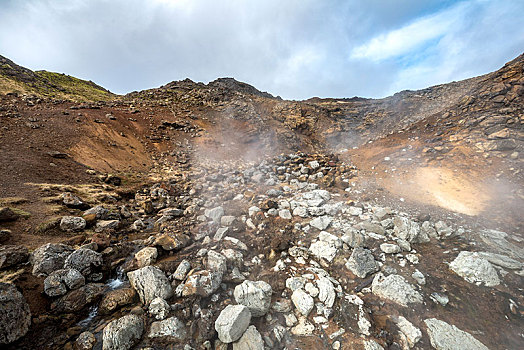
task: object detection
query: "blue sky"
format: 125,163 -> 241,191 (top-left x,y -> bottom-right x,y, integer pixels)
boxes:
0,0 -> 523,99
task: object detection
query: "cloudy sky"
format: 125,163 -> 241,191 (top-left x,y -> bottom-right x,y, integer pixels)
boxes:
0,0 -> 523,100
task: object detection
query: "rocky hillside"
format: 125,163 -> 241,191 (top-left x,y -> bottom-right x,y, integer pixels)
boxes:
0,55 -> 114,102
0,53 -> 522,350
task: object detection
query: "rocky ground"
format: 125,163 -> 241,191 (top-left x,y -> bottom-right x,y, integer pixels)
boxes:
0,54 -> 523,350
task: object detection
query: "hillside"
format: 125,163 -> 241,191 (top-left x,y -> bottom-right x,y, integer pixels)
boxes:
0,54 -> 522,350
0,55 -> 114,102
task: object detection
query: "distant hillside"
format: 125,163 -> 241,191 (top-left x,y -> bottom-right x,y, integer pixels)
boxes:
0,54 -> 114,101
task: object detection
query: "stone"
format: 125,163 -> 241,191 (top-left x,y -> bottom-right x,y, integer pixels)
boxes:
148,316 -> 187,339
286,276 -> 306,291
477,252 -> 523,270
44,268 -> 85,297
310,215 -> 332,230
154,232 -> 189,251
395,316 -> 421,348
0,282 -> 31,344
305,282 -> 319,297
341,230 -> 367,248
207,250 -> 227,275
134,247 -> 158,268
221,215 -> 237,226
233,325 -> 264,350
449,251 -> 500,287
173,260 -> 191,280
371,273 -> 423,306
95,220 -> 120,232
291,289 -> 314,316
83,205 -> 109,220
127,266 -> 173,304
102,314 -> 144,350
278,209 -> 292,220
149,297 -> 170,320
393,217 -> 428,243
205,206 -> 224,223
64,248 -> 103,276
76,331 -> 96,350
424,318 -> 489,350
31,243 -> 74,277
215,305 -> 252,343
180,270 -> 222,297
291,316 -> 315,336
60,216 -> 86,232
309,232 -> 340,262
317,277 -> 336,307
61,193 -> 85,208
411,270 -> 426,285
234,280 -> 272,317
364,340 -> 385,350
99,288 -> 137,314
0,245 -> 29,270
346,247 -> 379,278
0,229 -> 10,243
51,283 -> 105,313
380,243 -> 401,254
214,227 -> 229,241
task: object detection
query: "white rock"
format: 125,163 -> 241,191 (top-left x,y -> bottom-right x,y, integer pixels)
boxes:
148,316 -> 186,339
317,277 -> 336,308
380,243 -> 401,254
278,209 -> 292,220
127,266 -> 173,304
371,273 -> 423,306
424,318 -> 489,350
395,316 -> 421,348
173,260 -> 191,280
346,247 -> 379,278
148,297 -> 170,320
291,289 -> 314,316
134,247 -> 157,268
310,215 -> 332,230
364,340 -> 385,350
449,251 -> 500,286
234,280 -> 272,317
102,315 -> 144,350
232,325 -> 264,350
215,305 -> 252,343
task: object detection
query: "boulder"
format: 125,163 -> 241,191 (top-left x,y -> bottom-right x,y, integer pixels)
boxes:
234,280 -> 272,317
449,251 -> 500,287
154,232 -> 189,251
31,243 -> 74,277
309,231 -> 341,262
51,283 -> 105,313
127,266 -> 173,304
232,325 -> 264,350
0,245 -> 29,270
134,247 -> 158,268
64,248 -> 103,277
309,215 -> 332,230
99,288 -> 137,314
44,268 -> 85,297
207,250 -> 227,275
371,273 -> 423,307
76,331 -> 96,350
173,259 -> 191,280
205,206 -> 224,223
215,305 -> 252,343
95,220 -> 120,232
0,283 -> 31,344
180,270 -> 222,297
102,314 -> 144,350
149,297 -> 170,320
393,217 -> 428,243
0,207 -> 20,222
395,316 -> 421,348
424,318 -> 489,350
60,216 -> 86,232
148,316 -> 187,339
346,247 -> 379,278
291,289 -> 314,316
380,243 -> 401,254
83,205 -> 109,220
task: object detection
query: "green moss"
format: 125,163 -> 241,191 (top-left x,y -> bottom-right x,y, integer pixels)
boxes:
9,207 -> 31,219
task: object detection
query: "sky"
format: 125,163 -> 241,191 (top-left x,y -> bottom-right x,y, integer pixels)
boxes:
0,0 -> 523,100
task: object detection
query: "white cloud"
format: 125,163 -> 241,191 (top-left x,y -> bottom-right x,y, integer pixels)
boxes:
350,2 -> 468,62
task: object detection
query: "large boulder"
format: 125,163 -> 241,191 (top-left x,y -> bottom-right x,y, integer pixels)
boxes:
127,266 -> 173,304
64,248 -> 103,277
43,268 -> 85,297
372,273 -> 423,307
424,318 -> 489,350
449,251 -> 500,287
102,314 -> 144,350
134,247 -> 158,268
148,316 -> 187,339
179,270 -> 222,297
234,280 -> 272,317
31,243 -> 74,277
0,245 -> 29,270
215,305 -> 251,343
0,283 -> 31,344
393,217 -> 429,243
346,247 -> 379,278
291,289 -> 314,316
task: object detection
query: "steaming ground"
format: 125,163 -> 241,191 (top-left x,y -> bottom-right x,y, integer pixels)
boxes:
0,54 -> 523,349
